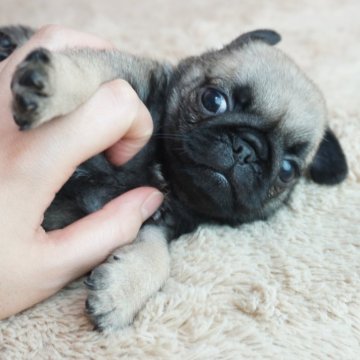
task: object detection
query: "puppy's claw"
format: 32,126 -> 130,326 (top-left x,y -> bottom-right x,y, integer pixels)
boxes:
84,277 -> 96,290
93,324 -> 104,332
85,298 -> 95,314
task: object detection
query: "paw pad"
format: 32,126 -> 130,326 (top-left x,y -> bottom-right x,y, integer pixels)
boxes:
85,298 -> 95,314
11,47 -> 53,130
13,114 -> 31,131
84,269 -> 108,291
25,48 -> 50,63
15,93 -> 37,112
18,69 -> 45,91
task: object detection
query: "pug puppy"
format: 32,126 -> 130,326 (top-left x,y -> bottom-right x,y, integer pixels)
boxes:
0,26 -> 348,331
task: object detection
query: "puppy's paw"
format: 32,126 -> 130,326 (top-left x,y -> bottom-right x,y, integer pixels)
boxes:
11,48 -> 55,130
84,229 -> 170,332
0,30 -> 17,61
84,247 -> 148,332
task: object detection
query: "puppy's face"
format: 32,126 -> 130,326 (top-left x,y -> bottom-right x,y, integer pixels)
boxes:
162,30 -> 347,224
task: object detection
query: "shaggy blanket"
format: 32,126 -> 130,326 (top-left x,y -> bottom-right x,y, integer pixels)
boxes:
1,0 -> 359,358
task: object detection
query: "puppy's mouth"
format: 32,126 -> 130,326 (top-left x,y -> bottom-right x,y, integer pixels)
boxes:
206,163 -> 263,198
166,126 -> 270,218
173,166 -> 233,216
174,162 -> 263,217
207,168 -> 232,192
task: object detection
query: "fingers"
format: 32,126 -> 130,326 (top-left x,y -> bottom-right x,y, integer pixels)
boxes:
105,101 -> 153,166
2,78 -> 153,213
0,25 -> 154,209
17,79 -> 153,208
45,187 -> 163,282
0,187 -> 163,319
0,25 -> 156,238
0,25 -> 115,133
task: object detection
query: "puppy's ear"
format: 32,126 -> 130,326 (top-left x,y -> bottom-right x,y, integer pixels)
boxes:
225,29 -> 281,50
309,128 -> 348,185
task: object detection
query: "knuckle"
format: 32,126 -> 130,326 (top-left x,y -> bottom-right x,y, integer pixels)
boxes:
35,24 -> 64,44
101,203 -> 141,245
102,81 -> 154,142
138,103 -> 153,135
112,79 -> 138,102
34,25 -> 114,51
104,80 -> 140,118
3,136 -> 37,177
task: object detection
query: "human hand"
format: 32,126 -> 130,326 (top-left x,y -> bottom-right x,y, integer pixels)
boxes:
0,25 -> 163,320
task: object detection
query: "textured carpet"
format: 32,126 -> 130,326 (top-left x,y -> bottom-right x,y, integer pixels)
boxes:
1,0 -> 360,359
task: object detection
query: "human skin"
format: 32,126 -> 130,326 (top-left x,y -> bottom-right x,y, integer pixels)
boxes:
0,25 -> 163,320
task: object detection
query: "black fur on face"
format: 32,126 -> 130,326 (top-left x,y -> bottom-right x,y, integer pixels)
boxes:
162,114 -> 283,223
162,75 -> 295,224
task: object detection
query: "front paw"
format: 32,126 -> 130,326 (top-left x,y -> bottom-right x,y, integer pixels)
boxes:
84,254 -> 144,332
11,48 -> 54,130
84,228 -> 170,332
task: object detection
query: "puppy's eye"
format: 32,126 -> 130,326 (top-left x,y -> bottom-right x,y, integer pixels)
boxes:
201,88 -> 228,115
279,159 -> 297,183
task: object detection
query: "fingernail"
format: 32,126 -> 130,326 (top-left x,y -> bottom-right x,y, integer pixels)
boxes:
141,191 -> 164,221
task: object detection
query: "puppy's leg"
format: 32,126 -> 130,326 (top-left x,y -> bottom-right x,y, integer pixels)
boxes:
11,48 -> 168,129
0,26 -> 34,61
11,48 -> 97,129
84,225 -> 170,331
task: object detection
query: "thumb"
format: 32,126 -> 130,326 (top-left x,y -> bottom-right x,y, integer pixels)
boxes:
45,187 -> 163,283
16,79 -> 154,210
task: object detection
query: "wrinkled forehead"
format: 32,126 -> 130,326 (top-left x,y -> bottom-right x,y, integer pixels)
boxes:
201,42 -> 327,148
172,41 -> 328,162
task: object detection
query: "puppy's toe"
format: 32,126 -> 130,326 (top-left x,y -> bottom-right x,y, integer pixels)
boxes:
84,262 -> 138,332
84,233 -> 170,332
24,48 -> 51,64
18,68 -> 46,90
86,293 -> 130,332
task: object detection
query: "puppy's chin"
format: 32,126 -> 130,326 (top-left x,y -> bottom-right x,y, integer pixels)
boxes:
170,164 -> 267,222
173,167 -> 232,217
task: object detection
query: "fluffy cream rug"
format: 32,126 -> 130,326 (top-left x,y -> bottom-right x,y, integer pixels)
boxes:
1,0 -> 360,358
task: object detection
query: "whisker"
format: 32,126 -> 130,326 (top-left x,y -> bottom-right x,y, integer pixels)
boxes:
152,133 -> 189,141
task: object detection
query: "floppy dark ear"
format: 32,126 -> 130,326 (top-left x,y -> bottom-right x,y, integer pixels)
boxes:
225,29 -> 281,50
309,128 -> 348,185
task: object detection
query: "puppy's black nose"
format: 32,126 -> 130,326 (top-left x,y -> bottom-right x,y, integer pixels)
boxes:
232,138 -> 256,163
230,130 -> 268,164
